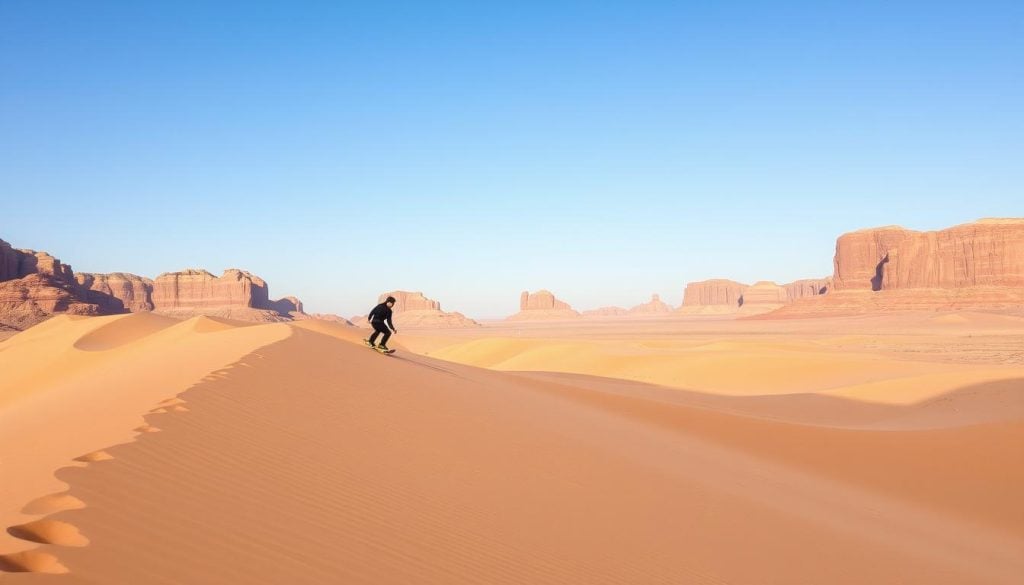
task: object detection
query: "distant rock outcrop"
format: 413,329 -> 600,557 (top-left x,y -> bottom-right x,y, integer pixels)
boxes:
150,269 -> 306,321
768,219 -> 1024,316
307,313 -> 355,326
507,290 -> 580,320
629,294 -> 674,315
679,277 -> 832,316
784,278 -> 832,300
76,272 -> 155,313
581,306 -> 629,318
681,279 -> 746,308
373,291 -> 479,328
1,237 -> 311,331
0,239 -> 102,330
267,295 -> 304,317
678,279 -> 747,314
833,219 -> 1024,291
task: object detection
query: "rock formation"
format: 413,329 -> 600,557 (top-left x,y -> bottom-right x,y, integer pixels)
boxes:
149,269 -> 306,321
267,296 -> 304,316
681,279 -> 746,308
507,290 -> 580,320
629,294 -> 674,315
678,279 -> 747,314
307,313 -> 355,326
581,306 -> 629,318
76,272 -> 154,313
371,291 -> 479,328
1,237 -> 310,330
784,278 -> 832,300
768,219 -> 1024,316
0,239 -> 103,330
833,219 -> 1024,291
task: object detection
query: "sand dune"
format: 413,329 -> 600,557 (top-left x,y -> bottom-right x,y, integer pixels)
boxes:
0,312 -> 290,554
0,314 -> 1020,583
424,335 -> 1022,402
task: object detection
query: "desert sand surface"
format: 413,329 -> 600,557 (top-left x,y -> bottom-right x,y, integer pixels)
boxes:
1,312 -> 1022,583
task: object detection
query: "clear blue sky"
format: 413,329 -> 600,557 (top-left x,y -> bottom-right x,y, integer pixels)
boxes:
2,1 -> 1021,318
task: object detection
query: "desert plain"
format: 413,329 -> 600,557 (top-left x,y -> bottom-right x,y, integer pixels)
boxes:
1,220 -> 1023,583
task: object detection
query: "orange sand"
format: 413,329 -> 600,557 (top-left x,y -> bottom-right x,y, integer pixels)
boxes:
0,312 -> 1021,583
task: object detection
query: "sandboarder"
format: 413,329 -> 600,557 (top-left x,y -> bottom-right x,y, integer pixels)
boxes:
365,296 -> 398,353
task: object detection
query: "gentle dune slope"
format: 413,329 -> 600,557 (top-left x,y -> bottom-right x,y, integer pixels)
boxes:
3,324 -> 1021,583
425,336 -> 1022,401
0,313 -> 290,554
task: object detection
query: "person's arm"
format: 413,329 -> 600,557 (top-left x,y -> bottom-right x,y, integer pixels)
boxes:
388,315 -> 396,332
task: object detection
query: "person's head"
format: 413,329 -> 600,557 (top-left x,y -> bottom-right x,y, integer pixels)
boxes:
385,296 -> 396,307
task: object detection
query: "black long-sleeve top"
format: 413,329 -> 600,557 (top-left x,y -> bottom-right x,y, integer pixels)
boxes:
368,302 -> 395,330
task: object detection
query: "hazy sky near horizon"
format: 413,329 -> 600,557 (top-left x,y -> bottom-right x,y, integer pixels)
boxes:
2,1 -> 1022,318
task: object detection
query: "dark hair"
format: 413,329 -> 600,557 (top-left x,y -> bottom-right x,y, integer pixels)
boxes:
385,296 -> 396,303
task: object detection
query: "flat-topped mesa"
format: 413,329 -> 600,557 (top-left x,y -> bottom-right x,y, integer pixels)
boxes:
678,279 -> 747,314
629,293 -> 674,315
784,278 -> 832,300
764,219 -> 1024,317
150,269 -> 305,321
374,290 -> 480,328
737,281 -> 789,315
151,269 -> 270,310
381,291 -> 440,313
75,272 -> 154,313
507,290 -> 580,320
834,219 -> 1024,291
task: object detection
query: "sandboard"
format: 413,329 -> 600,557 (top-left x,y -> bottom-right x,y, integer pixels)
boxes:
364,339 -> 395,354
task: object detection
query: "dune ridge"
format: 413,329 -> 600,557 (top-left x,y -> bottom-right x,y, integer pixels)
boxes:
0,318 -> 1021,583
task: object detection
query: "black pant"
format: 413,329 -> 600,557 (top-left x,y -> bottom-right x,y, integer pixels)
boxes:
369,322 -> 392,347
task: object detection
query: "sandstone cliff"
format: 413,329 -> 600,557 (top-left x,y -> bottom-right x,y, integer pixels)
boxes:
768,219 -> 1024,316
507,290 -> 580,320
0,240 -> 103,330
681,279 -> 746,308
76,272 -> 154,313
373,291 -> 479,328
834,219 -> 1024,291
784,278 -> 832,300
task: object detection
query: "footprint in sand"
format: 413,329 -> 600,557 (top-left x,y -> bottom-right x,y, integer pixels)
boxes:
0,550 -> 68,574
8,519 -> 89,547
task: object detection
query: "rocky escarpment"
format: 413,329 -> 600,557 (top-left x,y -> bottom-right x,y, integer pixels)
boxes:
833,219 -> 1024,291
0,240 -> 101,330
679,278 -> 831,315
507,290 -> 580,320
768,219 -> 1024,316
368,291 -> 479,328
76,272 -> 155,313
150,269 -> 306,321
1,237 -> 310,330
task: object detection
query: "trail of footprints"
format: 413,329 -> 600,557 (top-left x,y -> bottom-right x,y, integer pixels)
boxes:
0,395 -> 191,574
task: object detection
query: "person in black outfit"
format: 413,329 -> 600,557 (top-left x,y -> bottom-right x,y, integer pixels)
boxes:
366,296 -> 398,350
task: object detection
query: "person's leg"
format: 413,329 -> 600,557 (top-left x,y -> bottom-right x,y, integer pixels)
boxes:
368,325 -> 382,345
378,327 -> 392,348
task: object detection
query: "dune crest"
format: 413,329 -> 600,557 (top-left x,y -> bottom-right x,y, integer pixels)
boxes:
0,312 -> 290,554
